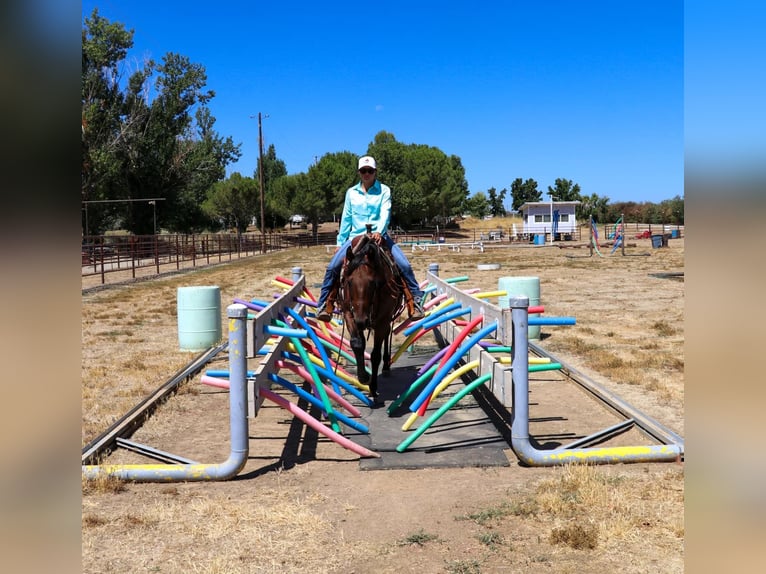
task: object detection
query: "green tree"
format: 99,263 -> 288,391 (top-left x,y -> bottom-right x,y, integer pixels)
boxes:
81,9 -> 240,235
203,172 -> 258,235
254,143 -> 288,230
510,178 -> 541,212
169,107 -> 241,233
81,8 -> 134,234
577,193 -> 610,222
660,195 -> 684,225
367,132 -> 469,226
269,151 -> 357,236
463,192 -> 490,219
546,178 -> 582,202
487,187 -> 507,217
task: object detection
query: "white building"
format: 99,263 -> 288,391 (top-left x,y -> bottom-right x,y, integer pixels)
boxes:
518,201 -> 581,241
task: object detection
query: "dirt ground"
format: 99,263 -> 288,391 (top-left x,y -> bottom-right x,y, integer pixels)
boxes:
82,232 -> 684,574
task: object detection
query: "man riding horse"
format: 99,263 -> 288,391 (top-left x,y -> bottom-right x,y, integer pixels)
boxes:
315,155 -> 425,322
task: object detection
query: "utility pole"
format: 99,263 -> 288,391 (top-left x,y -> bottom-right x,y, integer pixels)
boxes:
257,112 -> 267,254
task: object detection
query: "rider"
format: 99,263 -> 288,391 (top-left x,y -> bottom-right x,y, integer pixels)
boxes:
315,155 -> 425,322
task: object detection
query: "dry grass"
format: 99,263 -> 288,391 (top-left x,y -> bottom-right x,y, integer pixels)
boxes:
83,490 -> 379,573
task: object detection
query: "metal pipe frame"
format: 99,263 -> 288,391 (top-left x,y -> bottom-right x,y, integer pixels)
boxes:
82,303 -> 251,482
424,267 -> 683,466
507,295 -> 682,466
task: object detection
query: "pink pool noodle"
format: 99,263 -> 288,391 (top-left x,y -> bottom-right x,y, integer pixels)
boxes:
275,360 -> 361,417
260,387 -> 379,458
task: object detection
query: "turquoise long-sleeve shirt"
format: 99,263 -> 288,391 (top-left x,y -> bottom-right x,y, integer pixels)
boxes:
335,179 -> 391,246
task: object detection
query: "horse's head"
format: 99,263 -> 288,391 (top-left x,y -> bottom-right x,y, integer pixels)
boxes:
343,239 -> 381,330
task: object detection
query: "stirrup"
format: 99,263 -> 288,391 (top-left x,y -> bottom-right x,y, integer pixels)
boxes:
409,300 -> 425,320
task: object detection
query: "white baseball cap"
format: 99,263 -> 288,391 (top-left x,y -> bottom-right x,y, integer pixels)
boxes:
358,156 -> 377,170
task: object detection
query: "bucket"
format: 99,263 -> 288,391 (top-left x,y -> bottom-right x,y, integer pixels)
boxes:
534,234 -> 545,245
651,235 -> 663,249
177,286 -> 222,351
497,276 -> 541,339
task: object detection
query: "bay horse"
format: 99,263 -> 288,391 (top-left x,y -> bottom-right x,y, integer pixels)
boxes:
339,231 -> 404,401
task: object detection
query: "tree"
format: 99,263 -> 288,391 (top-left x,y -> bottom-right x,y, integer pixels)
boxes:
203,172 -> 258,235
269,151 -> 358,235
546,178 -> 582,202
661,195 -> 684,225
81,8 -> 135,234
168,107 -> 241,233
367,132 -> 469,226
577,193 -> 610,222
510,178 -> 541,212
81,10 -> 240,235
256,143 -> 288,230
487,187 -> 507,217
463,192 -> 490,219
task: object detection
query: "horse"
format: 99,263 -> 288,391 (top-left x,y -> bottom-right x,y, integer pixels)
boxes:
339,232 -> 404,401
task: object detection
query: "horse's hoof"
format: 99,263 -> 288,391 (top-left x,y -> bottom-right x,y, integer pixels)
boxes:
370,395 -> 384,408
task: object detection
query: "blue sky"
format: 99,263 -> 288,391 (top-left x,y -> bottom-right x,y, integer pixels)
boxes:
82,0 -> 684,205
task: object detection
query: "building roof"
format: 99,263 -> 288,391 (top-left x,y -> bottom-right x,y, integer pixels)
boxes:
518,201 -> 581,211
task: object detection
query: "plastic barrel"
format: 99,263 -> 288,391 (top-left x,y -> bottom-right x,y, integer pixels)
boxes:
671,229 -> 679,238
534,234 -> 545,245
177,286 -> 222,351
651,235 -> 663,248
497,276 -> 541,339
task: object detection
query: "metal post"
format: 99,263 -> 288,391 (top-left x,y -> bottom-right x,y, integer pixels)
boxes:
548,194 -> 559,244
510,295 -> 530,445
258,112 -> 266,254
621,212 -> 626,256
291,267 -> 303,284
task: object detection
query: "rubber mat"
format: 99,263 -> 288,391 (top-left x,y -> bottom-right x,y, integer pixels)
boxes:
351,350 -> 512,470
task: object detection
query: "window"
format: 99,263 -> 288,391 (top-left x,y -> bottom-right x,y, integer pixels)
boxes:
560,214 -> 570,222
535,214 -> 551,223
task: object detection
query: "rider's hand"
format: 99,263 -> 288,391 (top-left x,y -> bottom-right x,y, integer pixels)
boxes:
371,232 -> 382,244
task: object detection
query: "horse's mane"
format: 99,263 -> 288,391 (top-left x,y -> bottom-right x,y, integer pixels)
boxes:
346,237 -> 381,276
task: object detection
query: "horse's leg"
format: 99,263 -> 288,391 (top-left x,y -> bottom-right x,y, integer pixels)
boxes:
369,333 -> 383,399
349,329 -> 369,385
370,328 -> 391,396
382,325 -> 392,372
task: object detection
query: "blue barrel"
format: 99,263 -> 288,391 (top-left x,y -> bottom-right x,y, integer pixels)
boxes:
177,286 -> 222,351
534,234 -> 545,245
497,276 -> 541,339
671,229 -> 679,238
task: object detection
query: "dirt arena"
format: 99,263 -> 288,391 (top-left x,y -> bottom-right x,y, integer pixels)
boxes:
82,233 -> 684,573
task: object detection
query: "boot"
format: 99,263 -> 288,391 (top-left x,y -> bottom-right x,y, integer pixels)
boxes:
410,298 -> 425,320
316,304 -> 333,323
403,283 -> 425,320
316,286 -> 337,322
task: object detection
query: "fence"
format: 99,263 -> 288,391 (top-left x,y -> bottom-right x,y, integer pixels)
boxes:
601,222 -> 684,240
81,231 -> 338,285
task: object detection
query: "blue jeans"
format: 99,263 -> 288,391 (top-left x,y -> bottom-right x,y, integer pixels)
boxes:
316,234 -> 422,310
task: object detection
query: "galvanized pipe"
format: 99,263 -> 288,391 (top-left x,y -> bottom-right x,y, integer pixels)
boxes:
82,303 -> 251,482
508,295 -> 682,466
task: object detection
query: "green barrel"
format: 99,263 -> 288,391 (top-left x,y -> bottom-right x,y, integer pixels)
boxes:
497,276 -> 541,339
177,286 -> 222,351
